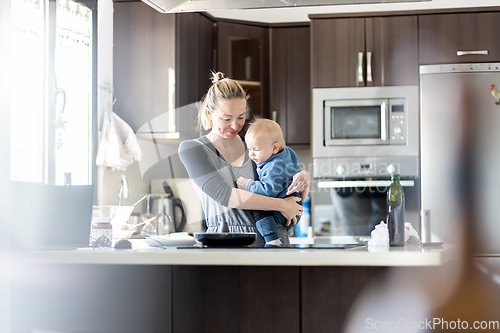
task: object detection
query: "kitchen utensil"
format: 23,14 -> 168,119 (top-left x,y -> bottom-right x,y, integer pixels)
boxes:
126,215 -> 157,231
194,232 -> 257,247
115,216 -> 159,239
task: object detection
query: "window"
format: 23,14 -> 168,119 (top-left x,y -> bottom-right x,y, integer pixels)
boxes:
10,0 -> 94,185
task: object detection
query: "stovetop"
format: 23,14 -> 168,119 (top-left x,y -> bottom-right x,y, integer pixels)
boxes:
177,244 -> 366,249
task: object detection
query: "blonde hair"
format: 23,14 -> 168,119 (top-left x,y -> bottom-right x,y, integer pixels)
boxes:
246,118 -> 286,153
197,72 -> 249,130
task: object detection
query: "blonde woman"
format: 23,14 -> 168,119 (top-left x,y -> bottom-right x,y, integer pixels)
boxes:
178,72 -> 309,247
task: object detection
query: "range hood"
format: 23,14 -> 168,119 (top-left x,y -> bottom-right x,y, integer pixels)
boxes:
142,0 -> 430,13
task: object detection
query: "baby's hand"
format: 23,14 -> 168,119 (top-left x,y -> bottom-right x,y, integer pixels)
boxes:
236,177 -> 248,189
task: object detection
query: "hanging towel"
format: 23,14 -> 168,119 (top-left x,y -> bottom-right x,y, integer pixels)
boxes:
96,112 -> 142,171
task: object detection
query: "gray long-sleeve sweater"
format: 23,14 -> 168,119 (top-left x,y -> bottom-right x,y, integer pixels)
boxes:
178,135 -> 290,247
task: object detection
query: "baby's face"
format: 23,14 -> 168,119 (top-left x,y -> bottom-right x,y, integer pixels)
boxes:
246,134 -> 277,165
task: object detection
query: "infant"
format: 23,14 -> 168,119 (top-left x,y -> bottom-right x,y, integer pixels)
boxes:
236,118 -> 302,247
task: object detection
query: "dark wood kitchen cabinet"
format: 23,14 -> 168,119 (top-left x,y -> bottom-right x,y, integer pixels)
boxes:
301,266 -> 387,333
172,265 -> 301,333
216,21 -> 270,128
311,15 -> 418,88
114,2 -> 214,134
175,13 -> 215,138
419,12 -> 500,65
114,2 -> 174,131
271,26 -> 311,146
13,262 -> 449,333
11,264 -> 173,333
11,263 -> 391,333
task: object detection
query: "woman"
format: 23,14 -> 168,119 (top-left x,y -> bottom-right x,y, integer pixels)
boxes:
178,72 -> 310,247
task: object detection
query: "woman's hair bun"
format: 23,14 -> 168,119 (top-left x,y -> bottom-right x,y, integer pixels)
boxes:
211,71 -> 226,84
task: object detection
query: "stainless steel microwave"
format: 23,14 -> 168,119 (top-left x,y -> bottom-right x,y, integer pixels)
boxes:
324,98 -> 408,146
312,86 -> 419,179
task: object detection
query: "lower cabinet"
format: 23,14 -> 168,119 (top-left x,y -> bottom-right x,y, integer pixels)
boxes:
10,264 -> 173,333
301,266 -> 387,333
172,266 -> 301,333
11,264 -> 393,333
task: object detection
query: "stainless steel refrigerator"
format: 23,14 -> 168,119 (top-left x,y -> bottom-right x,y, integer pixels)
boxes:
420,63 -> 500,255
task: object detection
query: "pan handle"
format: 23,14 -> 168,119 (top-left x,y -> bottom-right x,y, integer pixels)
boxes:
218,220 -> 229,233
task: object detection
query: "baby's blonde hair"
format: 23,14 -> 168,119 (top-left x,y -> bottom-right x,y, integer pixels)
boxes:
246,118 -> 286,153
197,72 -> 249,130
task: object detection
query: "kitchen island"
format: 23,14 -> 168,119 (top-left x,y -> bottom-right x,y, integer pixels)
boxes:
9,244 -> 456,333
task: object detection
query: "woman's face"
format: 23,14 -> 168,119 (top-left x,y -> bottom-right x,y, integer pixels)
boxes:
209,98 -> 246,139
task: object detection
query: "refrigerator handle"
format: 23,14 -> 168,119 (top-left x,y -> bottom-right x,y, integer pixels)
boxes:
457,50 -> 489,56
421,209 -> 431,244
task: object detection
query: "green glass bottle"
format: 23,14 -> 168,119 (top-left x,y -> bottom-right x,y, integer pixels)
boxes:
387,174 -> 405,246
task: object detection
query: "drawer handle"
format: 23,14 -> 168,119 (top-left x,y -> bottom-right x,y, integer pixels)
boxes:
366,51 -> 373,83
358,52 -> 364,83
457,50 -> 489,56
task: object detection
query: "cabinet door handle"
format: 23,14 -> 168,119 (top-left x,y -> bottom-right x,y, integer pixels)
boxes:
357,52 -> 364,83
271,110 -> 278,122
366,51 -> 373,83
457,50 -> 489,56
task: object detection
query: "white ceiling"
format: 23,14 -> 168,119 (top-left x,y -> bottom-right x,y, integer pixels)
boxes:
206,0 -> 499,23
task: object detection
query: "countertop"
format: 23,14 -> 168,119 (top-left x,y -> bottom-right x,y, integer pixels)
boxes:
10,242 -> 455,267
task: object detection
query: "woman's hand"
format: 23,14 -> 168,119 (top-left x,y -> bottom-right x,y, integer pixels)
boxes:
287,170 -> 311,196
279,196 -> 303,226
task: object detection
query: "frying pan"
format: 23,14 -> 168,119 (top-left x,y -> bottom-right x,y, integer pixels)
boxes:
194,232 -> 257,247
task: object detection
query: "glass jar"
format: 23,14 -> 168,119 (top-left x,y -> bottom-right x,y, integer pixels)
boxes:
90,217 -> 113,246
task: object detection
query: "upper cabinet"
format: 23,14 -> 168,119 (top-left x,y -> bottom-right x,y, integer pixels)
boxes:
419,12 -> 500,65
216,21 -> 270,128
114,3 -> 214,138
175,13 -> 215,138
311,15 -> 418,88
271,26 -> 311,146
114,2 -> 175,132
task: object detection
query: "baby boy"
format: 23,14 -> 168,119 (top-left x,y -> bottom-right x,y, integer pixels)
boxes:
236,118 -> 302,247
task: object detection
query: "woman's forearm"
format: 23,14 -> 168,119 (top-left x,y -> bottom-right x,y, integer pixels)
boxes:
227,188 -> 283,211
228,188 -> 302,223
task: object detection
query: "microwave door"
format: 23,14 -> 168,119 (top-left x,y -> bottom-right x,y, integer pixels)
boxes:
324,99 -> 389,146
